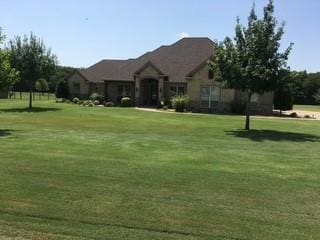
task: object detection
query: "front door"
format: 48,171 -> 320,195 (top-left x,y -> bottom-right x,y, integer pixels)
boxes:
143,79 -> 158,106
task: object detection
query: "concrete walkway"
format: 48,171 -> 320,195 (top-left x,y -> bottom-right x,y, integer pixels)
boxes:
136,107 -> 320,121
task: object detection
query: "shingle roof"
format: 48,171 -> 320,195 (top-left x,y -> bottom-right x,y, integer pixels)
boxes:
79,38 -> 215,83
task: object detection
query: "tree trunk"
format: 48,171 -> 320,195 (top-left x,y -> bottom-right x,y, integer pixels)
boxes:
245,92 -> 252,131
29,88 -> 33,109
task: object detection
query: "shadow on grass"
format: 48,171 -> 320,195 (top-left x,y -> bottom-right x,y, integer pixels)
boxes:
0,107 -> 61,113
0,129 -> 16,137
225,129 -> 320,142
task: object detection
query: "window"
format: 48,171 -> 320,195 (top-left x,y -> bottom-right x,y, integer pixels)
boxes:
208,70 -> 214,79
200,85 -> 220,108
251,93 -> 259,103
118,84 -> 132,98
170,84 -> 186,96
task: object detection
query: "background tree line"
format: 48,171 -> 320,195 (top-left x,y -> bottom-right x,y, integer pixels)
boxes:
0,27 -> 73,108
289,71 -> 320,105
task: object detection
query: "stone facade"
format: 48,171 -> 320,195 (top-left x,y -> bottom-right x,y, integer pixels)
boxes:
187,64 -> 235,113
134,63 -> 164,105
187,64 -> 273,114
68,72 -> 90,99
105,81 -> 135,104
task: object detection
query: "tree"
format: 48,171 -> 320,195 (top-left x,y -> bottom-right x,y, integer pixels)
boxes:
49,65 -> 74,92
35,78 -> 49,92
209,0 -> 293,130
55,80 -> 69,99
274,70 -> 294,114
0,28 -> 19,91
314,89 -> 320,104
7,33 -> 57,108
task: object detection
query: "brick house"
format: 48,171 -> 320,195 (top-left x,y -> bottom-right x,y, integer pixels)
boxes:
68,38 -> 273,114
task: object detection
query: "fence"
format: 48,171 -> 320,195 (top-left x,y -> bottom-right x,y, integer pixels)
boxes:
9,92 -> 56,101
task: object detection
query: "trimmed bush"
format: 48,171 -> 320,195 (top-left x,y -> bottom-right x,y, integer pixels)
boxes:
94,100 -> 100,105
89,93 -> 104,102
72,97 -> 80,104
83,100 -> 94,106
120,97 -> 133,107
161,98 -> 171,108
105,102 -> 115,107
55,80 -> 69,99
290,112 -> 298,118
172,95 -> 189,112
230,100 -> 246,115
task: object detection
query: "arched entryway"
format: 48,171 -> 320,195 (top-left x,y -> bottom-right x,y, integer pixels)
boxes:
141,78 -> 159,106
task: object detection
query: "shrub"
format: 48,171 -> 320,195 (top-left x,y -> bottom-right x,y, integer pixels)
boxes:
55,80 -> 69,99
78,100 -> 84,105
172,95 -> 189,112
230,100 -> 246,115
89,93 -> 104,102
94,100 -> 100,105
274,85 -> 293,113
105,102 -> 115,107
83,100 -> 94,106
290,112 -> 298,118
120,97 -> 133,107
161,98 -> 171,108
87,102 -> 94,107
72,97 -> 80,104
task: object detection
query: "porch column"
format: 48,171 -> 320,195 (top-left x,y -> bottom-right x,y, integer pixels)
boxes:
158,77 -> 164,102
135,76 -> 140,106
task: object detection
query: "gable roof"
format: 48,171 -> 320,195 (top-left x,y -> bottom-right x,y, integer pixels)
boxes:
78,38 -> 215,83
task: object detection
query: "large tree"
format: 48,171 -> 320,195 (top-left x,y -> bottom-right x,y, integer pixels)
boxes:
0,28 -> 19,91
209,0 -> 293,130
7,33 -> 57,108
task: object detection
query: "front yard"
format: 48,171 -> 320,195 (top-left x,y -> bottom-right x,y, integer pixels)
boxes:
0,100 -> 320,240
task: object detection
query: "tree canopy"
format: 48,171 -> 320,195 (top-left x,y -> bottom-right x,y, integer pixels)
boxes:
0,28 -> 19,91
35,78 -> 49,92
7,33 -> 57,108
209,0 -> 293,130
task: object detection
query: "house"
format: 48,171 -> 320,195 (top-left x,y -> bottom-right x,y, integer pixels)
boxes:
68,38 -> 273,114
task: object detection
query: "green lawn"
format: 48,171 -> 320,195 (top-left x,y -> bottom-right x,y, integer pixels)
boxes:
294,104 -> 320,112
0,100 -> 320,240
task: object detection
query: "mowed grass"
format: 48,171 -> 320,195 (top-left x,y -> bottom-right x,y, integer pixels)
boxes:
0,100 -> 320,240
294,104 -> 320,112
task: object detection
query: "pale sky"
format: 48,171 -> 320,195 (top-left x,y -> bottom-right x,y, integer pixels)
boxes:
1,0 -> 319,72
